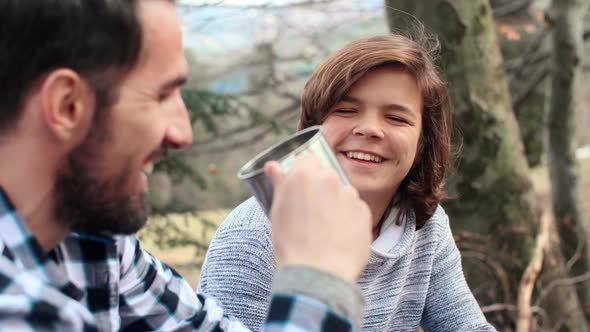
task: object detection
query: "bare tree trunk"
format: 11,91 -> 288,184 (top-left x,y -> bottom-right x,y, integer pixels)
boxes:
546,0 -> 590,317
493,2 -> 549,167
385,0 -> 589,330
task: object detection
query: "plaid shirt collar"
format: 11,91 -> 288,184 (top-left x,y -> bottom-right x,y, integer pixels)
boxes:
0,186 -> 84,301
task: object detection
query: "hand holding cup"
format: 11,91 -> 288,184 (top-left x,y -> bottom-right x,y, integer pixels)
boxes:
264,153 -> 372,283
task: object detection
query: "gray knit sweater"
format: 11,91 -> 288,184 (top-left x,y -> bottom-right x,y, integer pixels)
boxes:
198,197 -> 495,332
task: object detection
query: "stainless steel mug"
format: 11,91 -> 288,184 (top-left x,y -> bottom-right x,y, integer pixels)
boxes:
237,125 -> 350,215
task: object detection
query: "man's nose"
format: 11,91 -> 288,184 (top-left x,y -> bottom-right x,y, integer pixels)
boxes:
164,95 -> 193,150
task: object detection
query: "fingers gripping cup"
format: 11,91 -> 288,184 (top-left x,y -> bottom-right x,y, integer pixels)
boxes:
237,125 -> 350,215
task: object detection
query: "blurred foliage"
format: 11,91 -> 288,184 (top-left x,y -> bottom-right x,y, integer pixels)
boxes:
148,87 -> 283,252
183,89 -> 233,133
153,89 -> 236,194
139,213 -> 219,263
148,89 -> 234,251
152,90 -> 228,213
153,88 -> 283,195
183,88 -> 284,136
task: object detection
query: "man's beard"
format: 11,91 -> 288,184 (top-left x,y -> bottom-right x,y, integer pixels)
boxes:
54,130 -> 149,235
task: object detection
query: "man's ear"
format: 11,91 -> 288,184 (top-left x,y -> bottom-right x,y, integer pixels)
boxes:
39,69 -> 95,144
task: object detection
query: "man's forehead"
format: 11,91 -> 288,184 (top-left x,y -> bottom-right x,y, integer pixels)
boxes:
131,0 -> 186,77
137,0 -> 182,44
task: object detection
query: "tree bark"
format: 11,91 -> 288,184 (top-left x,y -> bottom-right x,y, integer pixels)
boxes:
494,3 -> 548,167
385,0 -> 589,330
546,0 -> 590,317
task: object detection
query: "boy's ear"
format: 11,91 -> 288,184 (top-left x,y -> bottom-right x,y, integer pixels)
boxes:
40,69 -> 95,143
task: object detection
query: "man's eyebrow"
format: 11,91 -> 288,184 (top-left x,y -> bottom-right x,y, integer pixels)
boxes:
160,75 -> 188,91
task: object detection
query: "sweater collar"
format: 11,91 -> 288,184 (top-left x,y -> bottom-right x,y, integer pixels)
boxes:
368,207 -> 416,263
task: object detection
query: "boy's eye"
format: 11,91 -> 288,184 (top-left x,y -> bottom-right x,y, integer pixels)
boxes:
334,109 -> 356,114
387,116 -> 408,123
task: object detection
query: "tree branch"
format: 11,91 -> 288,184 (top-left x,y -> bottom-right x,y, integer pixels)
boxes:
516,207 -> 551,332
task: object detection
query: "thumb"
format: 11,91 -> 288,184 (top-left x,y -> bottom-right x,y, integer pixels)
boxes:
264,161 -> 284,188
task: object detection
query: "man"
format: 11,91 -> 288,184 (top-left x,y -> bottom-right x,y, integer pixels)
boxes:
0,0 -> 372,331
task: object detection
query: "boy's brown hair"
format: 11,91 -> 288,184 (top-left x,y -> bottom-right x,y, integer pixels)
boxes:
299,33 -> 451,228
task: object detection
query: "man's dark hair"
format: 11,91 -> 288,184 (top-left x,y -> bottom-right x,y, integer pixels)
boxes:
0,0 -> 145,131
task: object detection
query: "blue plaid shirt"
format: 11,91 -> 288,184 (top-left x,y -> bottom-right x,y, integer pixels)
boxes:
0,188 -> 353,331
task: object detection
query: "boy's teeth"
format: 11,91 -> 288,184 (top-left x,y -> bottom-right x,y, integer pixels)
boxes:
345,152 -> 382,163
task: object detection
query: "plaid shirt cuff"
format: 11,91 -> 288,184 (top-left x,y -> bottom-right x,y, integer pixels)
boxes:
265,293 -> 354,332
273,265 -> 364,328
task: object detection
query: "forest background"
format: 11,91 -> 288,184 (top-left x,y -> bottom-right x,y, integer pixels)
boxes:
139,0 -> 590,330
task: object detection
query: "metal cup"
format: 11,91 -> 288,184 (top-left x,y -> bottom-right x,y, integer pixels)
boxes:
237,125 -> 350,215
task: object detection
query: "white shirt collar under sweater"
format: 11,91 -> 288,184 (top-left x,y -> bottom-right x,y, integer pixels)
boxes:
371,207 -> 405,253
